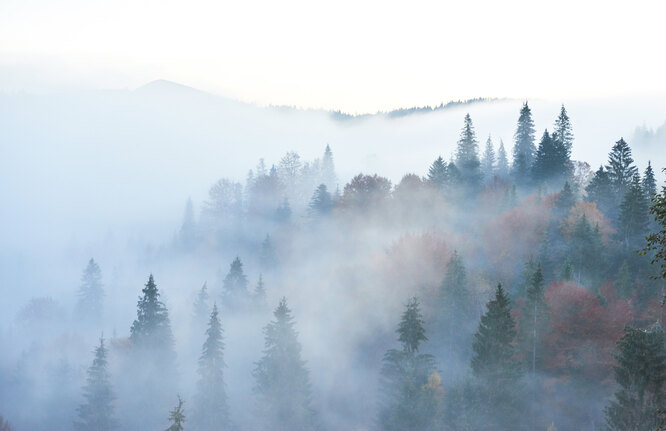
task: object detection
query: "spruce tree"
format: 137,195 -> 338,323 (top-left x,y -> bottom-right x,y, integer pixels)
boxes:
321,144 -> 337,191
165,396 -> 185,431
605,324 -> 666,431
259,235 -> 278,272
455,113 -> 482,189
75,337 -> 117,431
519,264 -> 548,375
427,156 -> 448,189
275,197 -> 292,223
513,102 -> 537,184
496,139 -> 510,178
192,283 -> 210,327
130,274 -> 175,352
618,173 -> 650,249
253,298 -> 316,431
568,215 -> 605,286
585,166 -> 615,219
606,138 -> 638,204
192,304 -> 229,431
615,261 -> 633,299
642,169 -> 666,279
552,104 -> 574,154
642,161 -> 657,200
379,298 -> 440,431
75,258 -> 104,322
253,275 -> 268,310
222,257 -> 249,308
532,129 -> 571,185
308,184 -> 333,217
481,135 -> 496,181
555,181 -> 576,214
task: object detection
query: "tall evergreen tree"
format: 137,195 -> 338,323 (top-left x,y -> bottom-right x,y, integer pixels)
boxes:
496,139 -> 510,178
567,215 -> 605,286
606,138 -> 638,204
192,282 -> 210,327
75,337 -> 117,431
642,168 -> 666,279
605,324 -> 665,431
222,257 -> 249,308
519,264 -> 548,375
259,235 -> 278,272
253,275 -> 268,310
513,102 -> 537,184
585,165 -> 616,218
308,184 -> 333,217
75,258 -> 104,322
275,197 -> 292,223
455,113 -> 482,189
379,298 -> 440,431
552,104 -> 574,154
130,274 -> 175,353
321,144 -> 337,191
532,129 -> 571,185
192,304 -> 229,431
471,284 -> 525,430
614,261 -> 633,299
481,135 -> 496,181
555,181 -> 576,215
427,156 -> 448,189
177,197 -> 196,250
618,173 -> 650,249
165,396 -> 185,431
253,298 -> 316,431
642,161 -> 657,200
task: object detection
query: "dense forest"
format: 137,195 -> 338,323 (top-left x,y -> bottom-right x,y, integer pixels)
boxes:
1,102 -> 665,431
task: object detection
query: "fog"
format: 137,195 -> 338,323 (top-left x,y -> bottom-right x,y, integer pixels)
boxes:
0,81 -> 665,430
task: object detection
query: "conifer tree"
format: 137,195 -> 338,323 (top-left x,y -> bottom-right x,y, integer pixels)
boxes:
496,139 -> 510,178
455,113 -> 482,189
555,181 -> 576,215
585,166 -> 615,218
192,304 -> 229,431
222,257 -> 249,307
642,161 -> 657,200
308,184 -> 333,217
75,337 -> 117,431
642,168 -> 666,279
275,197 -> 292,223
321,144 -> 337,191
605,324 -> 666,431
519,264 -> 548,375
513,102 -> 537,184
178,197 -> 196,250
253,275 -> 268,310
253,298 -> 316,431
259,235 -> 278,272
568,215 -> 605,285
427,156 -> 448,189
552,104 -> 574,154
481,135 -> 496,181
618,173 -> 650,249
532,129 -> 571,185
192,283 -> 210,327
606,138 -> 638,203
75,258 -> 104,322
614,261 -> 633,299
434,251 -> 473,354
130,274 -> 175,353
165,396 -> 185,431
379,298 -> 440,431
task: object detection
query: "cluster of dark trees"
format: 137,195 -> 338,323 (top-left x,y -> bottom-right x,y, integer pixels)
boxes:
4,102 -> 666,431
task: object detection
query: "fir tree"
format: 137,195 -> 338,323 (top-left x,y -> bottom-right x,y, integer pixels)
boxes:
559,257 -> 573,281
253,298 -> 316,431
75,337 -> 117,431
496,139 -> 510,178
568,215 -> 605,286
253,275 -> 268,310
75,258 -> 104,322
605,324 -> 666,431
275,197 -> 292,223
192,304 -> 229,431
130,274 -> 175,353
519,264 -> 548,375
642,161 -> 657,200
642,168 -> 666,279
308,184 -> 333,217
455,113 -> 482,189
513,102 -> 537,184
481,135 -> 496,181
178,197 -> 196,250
555,181 -> 576,215
606,138 -> 638,203
259,235 -> 278,272
532,129 -> 571,185
618,173 -> 650,249
379,298 -> 440,431
427,156 -> 448,189
222,257 -> 249,307
321,144 -> 337,191
585,165 -> 615,219
615,261 -> 633,299
165,396 -> 185,431
192,283 -> 210,326
552,104 -> 574,154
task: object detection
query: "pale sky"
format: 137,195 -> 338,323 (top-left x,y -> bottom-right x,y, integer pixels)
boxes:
1,0 -> 665,113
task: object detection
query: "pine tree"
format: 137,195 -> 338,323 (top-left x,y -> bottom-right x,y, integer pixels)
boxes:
75,337 -> 117,431
308,184 -> 333,217
496,139 -> 510,178
275,197 -> 292,223
259,235 -> 278,272
481,135 -> 496,181
379,298 -> 440,431
606,138 -> 638,203
434,251 -> 473,355
585,165 -> 616,219
555,181 -> 576,215
532,129 -> 571,185
519,264 -> 548,375
615,261 -> 633,299
568,215 -> 605,286
321,144 -> 337,191
130,274 -> 175,353
643,161 -> 657,200
455,113 -> 482,189
427,156 -> 448,189
552,104 -> 574,154
222,257 -> 249,308
177,197 -> 196,250
192,304 -> 229,431
642,169 -> 666,279
75,258 -> 104,322
513,102 -> 537,184
253,298 -> 316,431
165,396 -> 185,431
192,283 -> 210,326
253,275 -> 268,310
618,173 -> 650,249
605,324 -> 666,431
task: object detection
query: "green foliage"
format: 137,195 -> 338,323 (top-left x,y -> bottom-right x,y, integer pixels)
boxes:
585,165 -> 616,219
165,396 -> 185,431
642,168 -> 666,279
455,113 -> 482,189
379,298 -> 440,431
496,139 -> 510,178
427,156 -> 448,189
192,282 -> 210,326
552,104 -> 574,154
130,274 -> 175,352
193,304 -> 229,431
481,135 -> 496,180
222,257 -> 249,306
513,102 -> 537,184
75,337 -> 117,431
605,324 -> 666,431
643,161 -> 657,199
253,298 -> 316,431
606,138 -> 638,202
532,129 -> 571,185
618,173 -> 650,249
519,264 -> 549,375
555,181 -> 576,214
308,184 -> 333,217
614,261 -> 633,299
567,215 -> 605,286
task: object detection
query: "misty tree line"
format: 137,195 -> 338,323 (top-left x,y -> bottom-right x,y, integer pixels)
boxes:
3,102 -> 666,431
